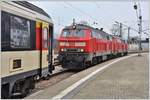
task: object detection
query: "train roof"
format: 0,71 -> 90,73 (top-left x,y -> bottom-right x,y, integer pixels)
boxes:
64,23 -> 110,36
63,24 -> 126,41
64,24 -> 92,30
13,1 -> 51,18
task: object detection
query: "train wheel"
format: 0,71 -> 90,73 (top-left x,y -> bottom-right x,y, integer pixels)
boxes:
61,59 -> 66,68
12,77 -> 35,98
92,57 -> 97,65
20,80 -> 30,97
2,83 -> 9,99
11,80 -> 28,98
121,52 -> 123,56
30,77 -> 36,89
20,87 -> 28,98
82,59 -> 87,69
124,52 -> 128,56
109,54 -> 113,59
43,74 -> 51,80
97,56 -> 102,64
85,61 -> 92,68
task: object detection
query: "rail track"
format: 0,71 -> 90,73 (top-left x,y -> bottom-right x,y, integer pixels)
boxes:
15,51 -> 148,99
20,65 -> 79,98
12,67 -> 78,99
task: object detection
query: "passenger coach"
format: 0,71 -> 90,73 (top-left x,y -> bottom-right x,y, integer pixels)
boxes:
1,1 -> 53,98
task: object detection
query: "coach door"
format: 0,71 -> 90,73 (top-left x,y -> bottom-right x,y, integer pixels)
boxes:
36,21 -> 51,77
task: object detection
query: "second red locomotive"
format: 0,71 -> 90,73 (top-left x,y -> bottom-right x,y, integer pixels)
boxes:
58,23 -> 128,70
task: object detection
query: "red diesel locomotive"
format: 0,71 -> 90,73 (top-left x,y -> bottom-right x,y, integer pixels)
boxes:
58,23 -> 128,70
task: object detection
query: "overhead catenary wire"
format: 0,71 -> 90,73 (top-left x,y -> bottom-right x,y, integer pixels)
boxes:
93,1 -> 101,9
117,21 -> 148,35
63,1 -> 111,29
61,2 -> 92,23
62,1 -> 148,37
94,1 -> 148,35
93,1 -> 117,23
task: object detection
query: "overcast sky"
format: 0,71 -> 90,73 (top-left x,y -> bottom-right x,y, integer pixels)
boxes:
30,1 -> 149,39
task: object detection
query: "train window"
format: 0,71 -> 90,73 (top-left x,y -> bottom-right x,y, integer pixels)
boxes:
10,16 -> 30,48
92,30 -> 98,38
92,30 -> 104,39
62,30 -> 70,37
76,30 -> 85,37
2,11 -> 36,51
100,33 -> 105,40
62,29 -> 85,37
13,59 -> 21,69
106,36 -> 110,40
109,36 -> 112,40
1,11 -> 10,50
43,27 -> 48,48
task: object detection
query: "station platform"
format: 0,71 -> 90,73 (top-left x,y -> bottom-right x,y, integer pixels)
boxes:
26,53 -> 149,99
69,53 -> 149,99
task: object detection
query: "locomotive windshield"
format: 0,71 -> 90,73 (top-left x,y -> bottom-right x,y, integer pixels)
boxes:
62,29 -> 85,37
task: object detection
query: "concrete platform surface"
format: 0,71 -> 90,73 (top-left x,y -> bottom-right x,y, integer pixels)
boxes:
26,53 -> 149,99
70,53 -> 149,99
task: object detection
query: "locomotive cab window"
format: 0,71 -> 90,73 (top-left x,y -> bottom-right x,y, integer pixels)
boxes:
62,29 -> 85,37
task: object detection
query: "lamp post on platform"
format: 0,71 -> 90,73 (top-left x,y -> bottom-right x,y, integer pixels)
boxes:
134,3 -> 142,56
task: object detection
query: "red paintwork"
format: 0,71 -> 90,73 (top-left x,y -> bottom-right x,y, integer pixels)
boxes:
36,27 -> 48,51
36,27 -> 41,50
58,27 -> 128,54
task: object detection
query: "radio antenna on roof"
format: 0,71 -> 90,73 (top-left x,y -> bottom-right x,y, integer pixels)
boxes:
73,18 -> 75,25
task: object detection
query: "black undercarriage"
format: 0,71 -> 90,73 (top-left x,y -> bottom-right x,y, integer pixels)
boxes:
58,51 -> 128,70
58,52 -> 89,70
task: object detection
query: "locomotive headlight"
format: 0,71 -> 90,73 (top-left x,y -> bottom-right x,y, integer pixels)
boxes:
80,49 -> 84,52
73,25 -> 76,29
61,48 -> 64,51
61,48 -> 66,52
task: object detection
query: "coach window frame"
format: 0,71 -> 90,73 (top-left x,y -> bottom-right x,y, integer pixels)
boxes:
1,11 -> 36,51
10,15 -> 31,49
43,27 -> 48,48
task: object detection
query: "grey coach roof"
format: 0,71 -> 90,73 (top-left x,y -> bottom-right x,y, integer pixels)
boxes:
13,1 -> 51,19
